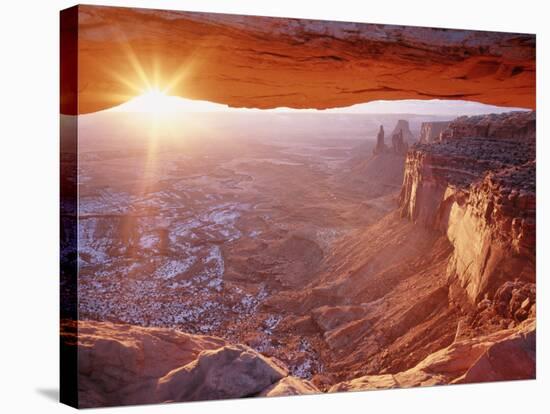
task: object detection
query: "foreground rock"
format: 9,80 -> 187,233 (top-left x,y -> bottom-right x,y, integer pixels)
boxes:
329,318 -> 535,391
67,5 -> 535,114
157,344 -> 287,402
63,320 -> 316,408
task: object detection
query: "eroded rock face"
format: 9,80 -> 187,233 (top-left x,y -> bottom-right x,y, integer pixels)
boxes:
391,129 -> 408,155
419,121 -> 451,143
440,111 -> 536,141
156,344 -> 287,402
64,320 -> 315,408
391,120 -> 414,143
373,125 -> 387,155
329,318 -> 535,391
65,5 -> 535,114
399,111 -> 535,304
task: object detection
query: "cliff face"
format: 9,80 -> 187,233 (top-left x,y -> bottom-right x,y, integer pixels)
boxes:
399,111 -> 535,304
419,121 -> 451,143
440,111 -> 536,141
390,120 -> 414,143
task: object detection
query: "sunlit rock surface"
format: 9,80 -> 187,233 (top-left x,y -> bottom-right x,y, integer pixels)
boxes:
399,111 -> 535,304
329,318 -> 535,391
63,320 -> 317,408
65,5 -> 535,114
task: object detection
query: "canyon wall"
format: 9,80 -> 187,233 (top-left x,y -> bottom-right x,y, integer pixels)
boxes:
399,111 -> 535,305
440,111 -> 536,141
391,120 -> 414,143
419,121 -> 451,143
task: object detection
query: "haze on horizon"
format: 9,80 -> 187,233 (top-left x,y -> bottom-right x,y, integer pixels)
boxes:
104,90 -> 529,118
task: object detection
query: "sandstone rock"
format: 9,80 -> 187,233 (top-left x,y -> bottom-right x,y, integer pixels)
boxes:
311,305 -> 369,333
391,120 -> 414,143
372,125 -> 387,155
391,129 -> 408,155
419,121 -> 451,143
70,320 -> 226,407
454,318 -> 535,384
329,374 -> 399,392
329,318 -> 535,391
399,111 -> 535,304
65,320 -> 298,408
67,5 -> 535,114
493,280 -> 535,321
156,344 -> 287,402
259,376 -> 320,397
440,111 -> 535,141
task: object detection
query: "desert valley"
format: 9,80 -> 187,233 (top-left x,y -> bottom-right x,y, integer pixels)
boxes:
61,109 -> 535,406
60,5 -> 536,408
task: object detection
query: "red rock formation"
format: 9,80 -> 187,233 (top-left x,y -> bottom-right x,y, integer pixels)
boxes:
64,320 -> 318,408
399,111 -> 535,304
419,121 -> 451,143
440,111 -> 535,141
372,125 -> 387,155
329,318 -> 535,391
64,5 -> 535,114
390,120 -> 414,143
391,129 -> 408,155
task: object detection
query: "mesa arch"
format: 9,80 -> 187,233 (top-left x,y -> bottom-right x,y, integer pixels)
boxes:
61,5 -> 536,115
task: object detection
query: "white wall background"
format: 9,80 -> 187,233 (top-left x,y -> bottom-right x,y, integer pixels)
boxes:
0,0 -> 547,412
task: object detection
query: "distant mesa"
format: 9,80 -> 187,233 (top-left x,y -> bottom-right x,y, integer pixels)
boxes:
419,121 -> 452,143
373,120 -> 410,156
390,120 -> 414,143
439,111 -> 536,141
391,129 -> 409,156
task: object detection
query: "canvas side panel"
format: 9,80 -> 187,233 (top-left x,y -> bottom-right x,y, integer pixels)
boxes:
60,5 -> 79,408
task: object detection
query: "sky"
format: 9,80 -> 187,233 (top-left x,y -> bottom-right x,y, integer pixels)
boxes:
107,90 -> 529,117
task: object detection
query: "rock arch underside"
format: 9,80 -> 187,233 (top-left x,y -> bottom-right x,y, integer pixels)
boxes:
61,5 -> 537,408
64,5 -> 535,114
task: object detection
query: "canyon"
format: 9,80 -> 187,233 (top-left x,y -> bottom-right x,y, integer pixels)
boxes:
63,110 -> 536,407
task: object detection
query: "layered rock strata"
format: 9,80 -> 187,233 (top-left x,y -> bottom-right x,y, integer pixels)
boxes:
399,111 -> 535,304
440,111 -> 535,141
419,121 -> 451,143
67,5 -> 535,114
391,129 -> 408,155
390,120 -> 414,143
329,317 -> 535,391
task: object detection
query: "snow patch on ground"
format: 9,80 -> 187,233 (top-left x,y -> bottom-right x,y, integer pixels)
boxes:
154,257 -> 196,279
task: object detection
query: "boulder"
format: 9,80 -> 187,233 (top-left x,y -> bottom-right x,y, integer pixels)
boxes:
156,344 -> 287,402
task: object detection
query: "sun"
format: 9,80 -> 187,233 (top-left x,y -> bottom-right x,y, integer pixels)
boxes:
124,87 -> 174,114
